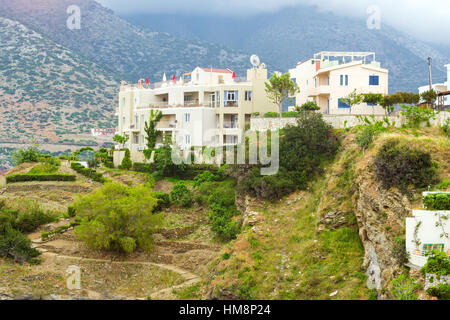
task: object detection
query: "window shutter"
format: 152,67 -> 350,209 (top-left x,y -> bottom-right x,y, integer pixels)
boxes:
235,91 -> 239,102
224,90 -> 228,104
340,75 -> 343,86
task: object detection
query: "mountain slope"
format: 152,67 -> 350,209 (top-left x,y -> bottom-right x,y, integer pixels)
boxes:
0,16 -> 119,143
0,0 -> 249,82
123,6 -> 450,92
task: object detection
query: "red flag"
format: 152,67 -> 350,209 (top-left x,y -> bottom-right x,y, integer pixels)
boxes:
232,71 -> 236,79
172,74 -> 176,82
146,77 -> 149,85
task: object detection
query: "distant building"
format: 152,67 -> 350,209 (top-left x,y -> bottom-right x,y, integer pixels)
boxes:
418,63 -> 450,109
116,65 -> 278,163
288,51 -> 389,114
91,128 -> 116,137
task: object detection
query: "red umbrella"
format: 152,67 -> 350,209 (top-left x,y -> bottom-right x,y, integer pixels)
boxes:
232,71 -> 236,79
146,77 -> 149,85
172,74 -> 176,82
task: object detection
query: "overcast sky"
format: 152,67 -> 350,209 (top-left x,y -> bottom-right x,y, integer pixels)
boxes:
96,0 -> 450,45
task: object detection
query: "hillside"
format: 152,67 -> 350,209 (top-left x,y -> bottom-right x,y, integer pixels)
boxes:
124,6 -> 450,93
1,126 -> 448,300
0,16 -> 120,169
0,0 -> 250,82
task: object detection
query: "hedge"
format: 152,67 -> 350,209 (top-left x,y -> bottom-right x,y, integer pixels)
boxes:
6,173 -> 76,183
423,193 -> 450,210
133,162 -> 156,173
71,162 -> 106,183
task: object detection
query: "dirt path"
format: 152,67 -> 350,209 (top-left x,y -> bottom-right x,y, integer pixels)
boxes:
29,229 -> 202,300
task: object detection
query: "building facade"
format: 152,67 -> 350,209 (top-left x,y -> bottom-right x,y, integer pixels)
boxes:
288,52 -> 389,115
116,65 -> 278,162
418,63 -> 450,109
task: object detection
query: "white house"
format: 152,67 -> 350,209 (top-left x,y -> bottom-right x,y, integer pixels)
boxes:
405,192 -> 450,268
116,64 -> 278,163
418,63 -> 450,108
288,51 -> 389,115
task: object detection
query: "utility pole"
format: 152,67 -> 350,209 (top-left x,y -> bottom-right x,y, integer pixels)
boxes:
427,57 -> 432,91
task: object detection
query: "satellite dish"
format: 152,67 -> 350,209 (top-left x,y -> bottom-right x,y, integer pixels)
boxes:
250,55 -> 260,68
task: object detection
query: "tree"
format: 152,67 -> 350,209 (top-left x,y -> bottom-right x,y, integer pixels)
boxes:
341,89 -> 363,115
113,133 -> 129,150
421,89 -> 437,107
265,72 -> 299,118
295,101 -> 320,112
12,138 -> 40,165
144,110 -> 163,156
73,183 -> 163,253
121,148 -> 132,170
362,93 -> 383,114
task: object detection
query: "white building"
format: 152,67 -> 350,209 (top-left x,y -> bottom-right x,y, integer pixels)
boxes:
116,65 -> 278,163
418,63 -> 450,108
288,52 -> 389,115
406,192 -> 450,268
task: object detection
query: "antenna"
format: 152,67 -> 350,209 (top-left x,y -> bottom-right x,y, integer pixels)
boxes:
250,55 -> 260,68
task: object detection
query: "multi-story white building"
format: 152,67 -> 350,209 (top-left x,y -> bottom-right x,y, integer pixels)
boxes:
288,52 -> 389,115
116,65 -> 278,162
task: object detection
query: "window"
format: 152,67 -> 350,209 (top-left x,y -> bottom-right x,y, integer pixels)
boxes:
340,75 -> 348,86
314,77 -> 317,88
327,76 -> 330,85
134,135 -> 139,144
338,98 -> 351,108
184,95 -> 193,102
423,244 -> 444,253
245,91 -> 252,101
135,115 -> 139,128
184,113 -> 190,123
369,75 -> 379,86
227,91 -> 236,101
216,91 -> 220,107
185,135 -> 191,145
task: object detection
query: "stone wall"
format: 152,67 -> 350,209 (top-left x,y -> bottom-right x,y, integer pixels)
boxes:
250,112 -> 450,130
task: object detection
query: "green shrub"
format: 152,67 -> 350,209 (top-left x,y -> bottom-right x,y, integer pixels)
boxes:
12,145 -> 40,165
154,191 -> 171,211
121,149 -> 132,170
263,112 -> 280,118
73,183 -> 163,253
170,182 -> 193,208
441,119 -> 450,136
6,173 -> 76,183
374,139 -> 438,193
0,225 -> 40,263
0,202 -> 58,233
423,193 -> 450,210
401,105 -> 437,128
281,111 -> 300,117
71,162 -> 105,183
356,126 -> 374,150
391,274 -> 421,300
133,162 -> 156,173
193,171 -> 217,186
67,206 -> 76,218
426,283 -> 450,300
421,250 -> 450,276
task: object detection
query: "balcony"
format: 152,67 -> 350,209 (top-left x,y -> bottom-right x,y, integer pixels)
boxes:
308,85 -> 330,97
129,124 -> 140,133
224,101 -> 238,108
223,122 -> 238,129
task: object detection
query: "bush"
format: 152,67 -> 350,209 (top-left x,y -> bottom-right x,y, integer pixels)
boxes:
264,112 -> 280,118
426,283 -> 450,300
154,191 -> 171,211
6,173 -> 76,183
421,250 -> 450,276
121,149 -> 132,170
153,143 -> 186,178
374,139 -> 438,193
71,162 -> 105,183
73,183 -> 163,253
441,119 -> 450,136
0,226 -> 40,263
401,105 -> 437,128
0,202 -> 58,233
133,162 -> 156,173
170,182 -> 192,208
423,193 -> 450,210
12,145 -> 40,165
67,206 -> 76,218
391,274 -> 421,300
355,126 -> 374,150
193,171 -> 217,186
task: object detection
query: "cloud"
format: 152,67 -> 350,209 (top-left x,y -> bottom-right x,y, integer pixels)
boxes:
96,0 -> 450,44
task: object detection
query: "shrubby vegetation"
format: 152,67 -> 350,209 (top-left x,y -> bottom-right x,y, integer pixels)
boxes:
391,274 -> 422,300
374,139 -> 438,193
0,200 -> 58,263
423,193 -> 450,210
6,173 -> 76,183
421,250 -> 450,277
170,181 -> 193,208
73,182 -> 163,253
238,112 -> 339,200
71,162 -> 106,183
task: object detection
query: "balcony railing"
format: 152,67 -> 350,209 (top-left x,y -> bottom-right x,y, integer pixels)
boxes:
223,122 -> 238,129
225,101 -> 238,107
